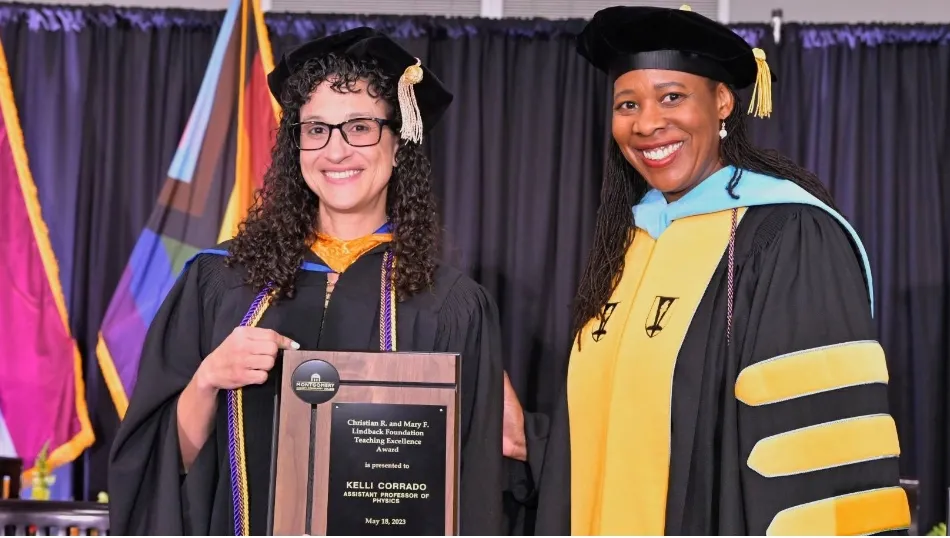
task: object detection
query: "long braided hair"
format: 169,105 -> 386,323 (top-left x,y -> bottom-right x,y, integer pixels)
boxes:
571,85 -> 836,345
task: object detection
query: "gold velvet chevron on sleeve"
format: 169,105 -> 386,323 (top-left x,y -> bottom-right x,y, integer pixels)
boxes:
735,340 -> 910,535
746,414 -> 900,478
767,487 -> 910,535
735,340 -> 889,406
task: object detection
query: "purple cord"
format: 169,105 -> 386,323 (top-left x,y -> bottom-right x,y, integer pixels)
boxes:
381,251 -> 395,351
228,285 -> 271,534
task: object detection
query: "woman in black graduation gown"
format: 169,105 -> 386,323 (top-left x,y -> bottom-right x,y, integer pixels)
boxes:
534,5 -> 910,536
108,28 -> 526,536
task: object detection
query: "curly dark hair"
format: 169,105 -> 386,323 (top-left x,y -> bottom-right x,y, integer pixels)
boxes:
571,85 -> 837,345
226,53 -> 441,300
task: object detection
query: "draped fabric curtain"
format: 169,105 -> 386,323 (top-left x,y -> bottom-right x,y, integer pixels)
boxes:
1,4 -> 948,530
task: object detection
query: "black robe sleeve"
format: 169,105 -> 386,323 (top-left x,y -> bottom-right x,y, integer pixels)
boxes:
734,206 -> 909,535
107,254 -> 225,535
529,381 -> 571,536
506,409 -> 551,502
502,408 -> 551,535
434,277 -> 508,535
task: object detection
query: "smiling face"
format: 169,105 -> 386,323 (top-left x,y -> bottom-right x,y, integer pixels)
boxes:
611,69 -> 734,201
297,78 -> 399,216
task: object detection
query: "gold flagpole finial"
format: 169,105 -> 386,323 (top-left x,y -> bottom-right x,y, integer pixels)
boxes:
398,58 -> 424,144
747,48 -> 773,118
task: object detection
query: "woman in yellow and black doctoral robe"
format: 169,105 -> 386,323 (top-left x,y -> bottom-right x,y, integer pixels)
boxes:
107,28 -> 528,536
533,5 -> 911,536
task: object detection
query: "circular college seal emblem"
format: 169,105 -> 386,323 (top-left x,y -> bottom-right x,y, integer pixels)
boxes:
290,359 -> 340,404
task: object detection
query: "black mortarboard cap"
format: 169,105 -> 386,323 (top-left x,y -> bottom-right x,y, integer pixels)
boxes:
267,27 -> 454,143
577,4 -> 774,118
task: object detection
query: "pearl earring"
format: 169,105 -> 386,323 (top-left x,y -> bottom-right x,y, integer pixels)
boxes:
719,120 -> 727,139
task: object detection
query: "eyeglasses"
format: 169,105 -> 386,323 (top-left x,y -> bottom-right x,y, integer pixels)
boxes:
293,118 -> 395,151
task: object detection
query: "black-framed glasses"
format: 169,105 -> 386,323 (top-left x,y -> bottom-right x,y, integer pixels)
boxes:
293,117 -> 395,151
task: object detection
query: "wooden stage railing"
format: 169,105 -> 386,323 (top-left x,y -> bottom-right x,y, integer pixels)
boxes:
0,500 -> 108,536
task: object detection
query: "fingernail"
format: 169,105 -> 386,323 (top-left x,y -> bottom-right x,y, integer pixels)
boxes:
292,340 -> 300,350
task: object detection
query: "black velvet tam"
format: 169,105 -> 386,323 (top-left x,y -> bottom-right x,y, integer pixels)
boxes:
267,26 -> 453,132
576,5 -> 775,89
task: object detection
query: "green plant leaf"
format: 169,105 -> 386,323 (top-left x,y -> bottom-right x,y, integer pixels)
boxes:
927,522 -> 947,536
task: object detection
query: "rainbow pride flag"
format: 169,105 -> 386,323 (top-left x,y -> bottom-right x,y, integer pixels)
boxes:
96,0 -> 279,418
0,35 -> 94,482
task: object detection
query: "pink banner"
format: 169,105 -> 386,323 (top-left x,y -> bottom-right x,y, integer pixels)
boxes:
0,40 -> 93,473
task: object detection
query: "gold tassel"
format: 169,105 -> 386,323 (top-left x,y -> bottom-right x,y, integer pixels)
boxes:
747,47 -> 773,119
398,58 -> 424,144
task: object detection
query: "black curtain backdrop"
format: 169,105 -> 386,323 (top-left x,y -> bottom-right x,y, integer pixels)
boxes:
1,3 -> 949,531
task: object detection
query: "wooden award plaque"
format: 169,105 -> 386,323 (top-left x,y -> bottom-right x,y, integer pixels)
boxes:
267,350 -> 460,536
